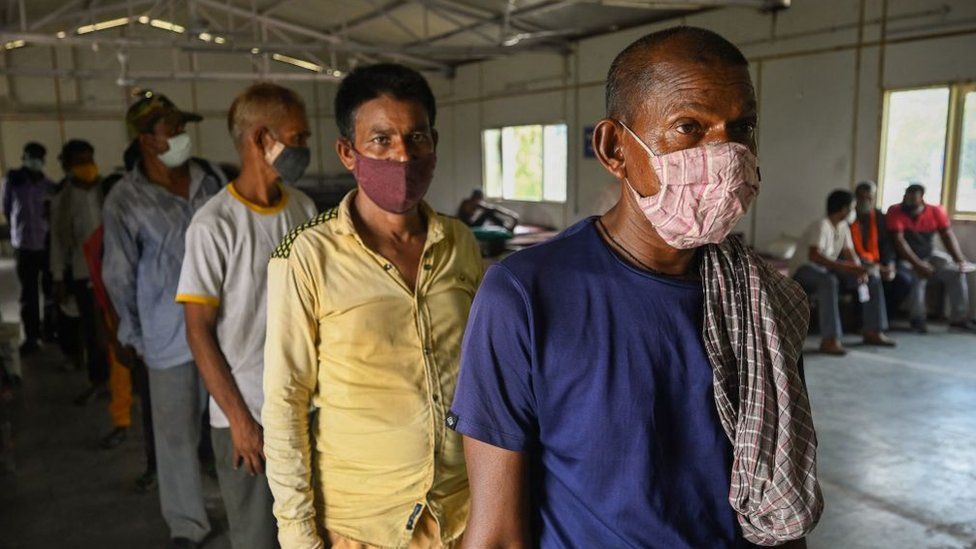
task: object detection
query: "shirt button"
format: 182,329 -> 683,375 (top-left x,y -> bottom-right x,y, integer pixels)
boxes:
423,347 -> 431,354
423,264 -> 432,271
432,394 -> 440,402
459,274 -> 466,282
383,263 -> 392,270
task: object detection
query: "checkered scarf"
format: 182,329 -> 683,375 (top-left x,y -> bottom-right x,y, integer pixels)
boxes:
700,235 -> 824,545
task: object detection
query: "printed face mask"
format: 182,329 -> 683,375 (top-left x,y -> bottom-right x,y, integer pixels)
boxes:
157,132 -> 192,168
620,122 -> 761,249
264,134 -> 311,184
353,151 -> 436,214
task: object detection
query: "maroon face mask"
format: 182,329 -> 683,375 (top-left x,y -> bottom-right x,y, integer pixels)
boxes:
353,151 -> 437,214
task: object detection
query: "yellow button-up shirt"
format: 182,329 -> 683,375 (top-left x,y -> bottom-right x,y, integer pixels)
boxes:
263,191 -> 483,548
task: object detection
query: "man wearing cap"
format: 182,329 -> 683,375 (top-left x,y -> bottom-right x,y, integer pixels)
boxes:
103,90 -> 226,548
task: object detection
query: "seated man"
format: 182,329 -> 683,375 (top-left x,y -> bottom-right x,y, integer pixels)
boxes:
852,181 -> 912,320
886,183 -> 975,333
456,189 -> 518,230
790,189 -> 895,355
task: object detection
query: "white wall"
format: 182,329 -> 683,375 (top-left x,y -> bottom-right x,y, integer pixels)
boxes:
427,0 -> 976,259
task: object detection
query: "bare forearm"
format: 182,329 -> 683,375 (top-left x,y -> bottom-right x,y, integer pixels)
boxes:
809,248 -> 850,273
894,234 -> 925,267
940,230 -> 966,263
186,320 -> 252,425
462,437 -> 531,548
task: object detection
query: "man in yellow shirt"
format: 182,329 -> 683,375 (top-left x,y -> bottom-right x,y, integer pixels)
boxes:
263,63 -> 482,549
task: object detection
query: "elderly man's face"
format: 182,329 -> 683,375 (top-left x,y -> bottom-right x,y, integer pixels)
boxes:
266,106 -> 310,149
623,59 -> 756,197
856,188 -> 875,209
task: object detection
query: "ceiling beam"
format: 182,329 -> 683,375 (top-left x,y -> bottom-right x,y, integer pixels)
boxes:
192,0 -> 452,71
28,0 -> 84,31
363,0 -> 421,42
414,0 -> 498,45
403,0 -> 579,50
0,64 -> 343,82
0,29 -> 543,61
326,0 -> 408,35
416,0 -> 552,33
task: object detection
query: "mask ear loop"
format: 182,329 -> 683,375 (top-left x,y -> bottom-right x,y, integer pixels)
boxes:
618,120 -> 668,212
262,129 -> 285,167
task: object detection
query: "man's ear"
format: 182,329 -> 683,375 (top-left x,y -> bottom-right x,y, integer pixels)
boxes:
432,128 -> 439,149
335,137 -> 356,172
252,126 -> 270,155
593,118 -> 627,181
137,133 -> 156,153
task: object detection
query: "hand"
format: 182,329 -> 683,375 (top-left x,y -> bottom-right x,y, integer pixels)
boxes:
842,263 -> 868,278
914,262 -> 935,279
229,416 -> 265,476
880,263 -> 896,282
115,345 -> 138,369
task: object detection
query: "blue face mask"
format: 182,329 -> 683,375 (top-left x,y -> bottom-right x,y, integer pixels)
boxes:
264,134 -> 310,184
23,157 -> 44,172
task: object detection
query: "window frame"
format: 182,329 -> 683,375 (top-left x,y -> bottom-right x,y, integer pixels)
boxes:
945,82 -> 976,220
480,122 -> 569,205
878,82 -> 976,221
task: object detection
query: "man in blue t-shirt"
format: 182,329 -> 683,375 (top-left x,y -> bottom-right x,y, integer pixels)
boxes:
450,27 -> 813,548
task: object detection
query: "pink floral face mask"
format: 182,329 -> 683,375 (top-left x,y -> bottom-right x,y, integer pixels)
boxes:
620,122 -> 761,249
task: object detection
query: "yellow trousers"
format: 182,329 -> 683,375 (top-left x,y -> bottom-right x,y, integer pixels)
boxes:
107,345 -> 132,428
327,511 -> 461,549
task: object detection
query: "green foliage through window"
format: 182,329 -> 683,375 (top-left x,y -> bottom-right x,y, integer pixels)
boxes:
482,124 -> 567,203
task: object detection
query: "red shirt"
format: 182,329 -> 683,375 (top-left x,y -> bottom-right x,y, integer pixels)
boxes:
885,203 -> 950,259
82,225 -> 111,314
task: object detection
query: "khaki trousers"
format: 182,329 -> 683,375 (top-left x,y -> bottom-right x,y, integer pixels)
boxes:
326,511 -> 461,549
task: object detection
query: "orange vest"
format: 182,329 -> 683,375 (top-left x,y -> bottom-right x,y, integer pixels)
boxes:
850,210 -> 880,263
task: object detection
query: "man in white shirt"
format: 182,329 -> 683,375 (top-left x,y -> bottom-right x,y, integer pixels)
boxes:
176,82 -> 316,549
790,189 -> 895,355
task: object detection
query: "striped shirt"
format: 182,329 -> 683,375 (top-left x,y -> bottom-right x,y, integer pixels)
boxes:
102,159 -> 224,369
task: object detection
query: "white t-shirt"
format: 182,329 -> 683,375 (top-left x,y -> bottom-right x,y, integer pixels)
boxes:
789,217 -> 854,275
176,183 -> 317,428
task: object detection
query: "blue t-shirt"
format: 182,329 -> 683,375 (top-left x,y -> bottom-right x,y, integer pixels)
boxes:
450,218 -> 750,548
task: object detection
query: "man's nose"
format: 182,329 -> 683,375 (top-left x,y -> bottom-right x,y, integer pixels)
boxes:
390,138 -> 411,162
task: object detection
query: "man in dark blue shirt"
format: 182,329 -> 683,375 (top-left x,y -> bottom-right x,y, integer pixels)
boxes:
450,26 -> 810,548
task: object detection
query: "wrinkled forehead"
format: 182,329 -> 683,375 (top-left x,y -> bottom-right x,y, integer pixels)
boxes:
637,59 -> 756,120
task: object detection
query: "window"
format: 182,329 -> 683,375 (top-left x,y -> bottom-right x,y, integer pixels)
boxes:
482,123 -> 567,203
956,90 -> 976,214
879,83 -> 976,219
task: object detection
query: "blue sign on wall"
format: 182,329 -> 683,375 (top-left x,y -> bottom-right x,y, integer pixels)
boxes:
583,126 -> 596,158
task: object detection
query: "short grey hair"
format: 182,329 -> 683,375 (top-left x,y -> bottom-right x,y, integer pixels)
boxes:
855,180 -> 877,194
227,82 -> 306,148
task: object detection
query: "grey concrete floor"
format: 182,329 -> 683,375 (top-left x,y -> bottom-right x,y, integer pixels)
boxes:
0,257 -> 229,549
1,255 -> 975,548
